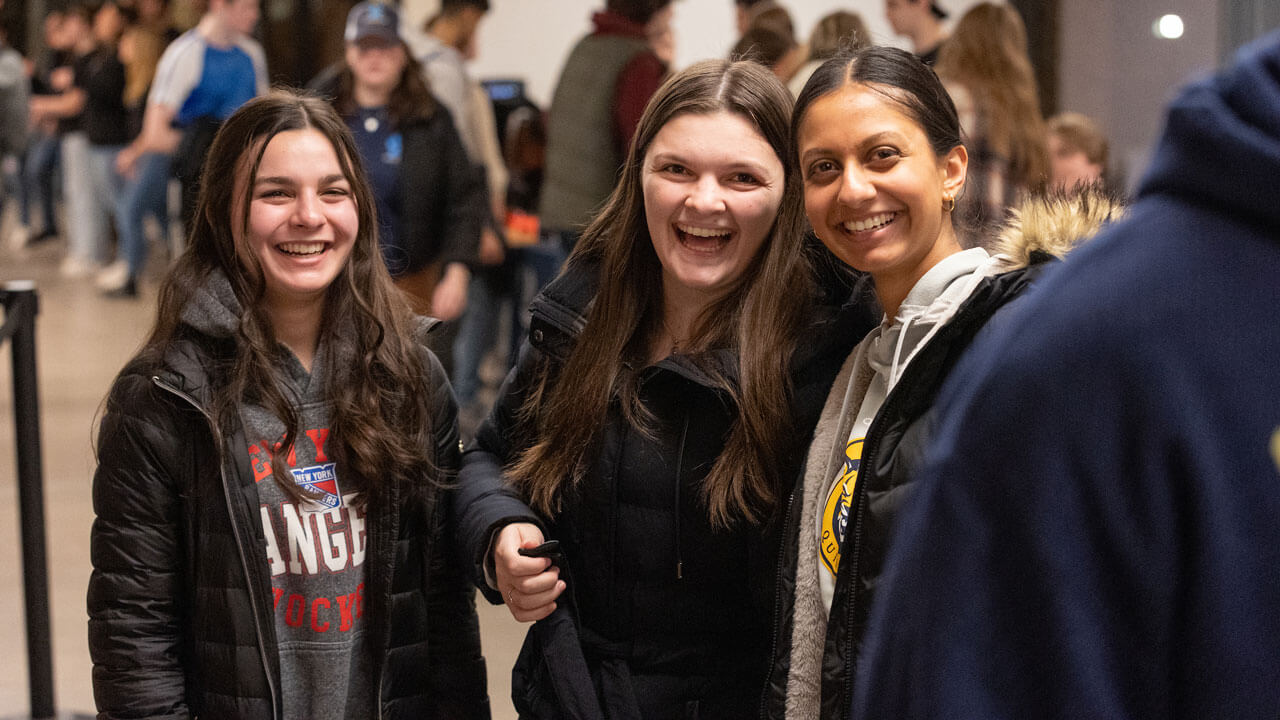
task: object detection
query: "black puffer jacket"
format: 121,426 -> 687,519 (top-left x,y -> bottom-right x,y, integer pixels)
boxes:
454,255 -> 878,719
88,315 -> 490,719
762,189 -> 1125,719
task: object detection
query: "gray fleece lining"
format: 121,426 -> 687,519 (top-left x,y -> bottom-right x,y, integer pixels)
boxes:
785,346 -> 873,717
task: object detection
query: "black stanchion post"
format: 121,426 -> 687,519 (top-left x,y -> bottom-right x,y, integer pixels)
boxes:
3,281 -> 55,720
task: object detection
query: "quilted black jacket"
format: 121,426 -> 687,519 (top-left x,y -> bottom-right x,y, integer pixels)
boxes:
454,252 -> 879,719
88,325 -> 490,720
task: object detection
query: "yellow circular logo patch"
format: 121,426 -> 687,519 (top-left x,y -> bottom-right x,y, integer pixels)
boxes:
821,438 -> 863,578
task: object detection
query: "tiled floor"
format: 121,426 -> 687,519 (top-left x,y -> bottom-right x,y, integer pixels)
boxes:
0,240 -> 523,718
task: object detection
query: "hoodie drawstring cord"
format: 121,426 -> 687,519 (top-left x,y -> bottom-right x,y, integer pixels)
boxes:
888,315 -> 914,389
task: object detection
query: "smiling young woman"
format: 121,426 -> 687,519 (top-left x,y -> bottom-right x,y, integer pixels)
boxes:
453,59 -> 879,718
88,90 -> 490,720
761,45 -> 1124,720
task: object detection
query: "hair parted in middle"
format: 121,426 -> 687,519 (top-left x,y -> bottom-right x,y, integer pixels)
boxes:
144,88 -> 442,505
507,59 -> 817,528
792,44 -> 964,166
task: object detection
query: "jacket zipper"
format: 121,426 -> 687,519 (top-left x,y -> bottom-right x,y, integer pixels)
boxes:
837,280 -> 1010,715
759,486 -> 798,719
673,412 -> 689,580
153,376 -> 281,720
838,330 -> 942,717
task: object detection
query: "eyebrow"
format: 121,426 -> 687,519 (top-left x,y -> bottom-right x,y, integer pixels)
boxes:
799,131 -> 910,164
254,174 -> 349,186
648,151 -> 777,175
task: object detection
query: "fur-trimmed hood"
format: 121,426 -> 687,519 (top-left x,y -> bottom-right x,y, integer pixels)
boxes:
992,184 -> 1127,269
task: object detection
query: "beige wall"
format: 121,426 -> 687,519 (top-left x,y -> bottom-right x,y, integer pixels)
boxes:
1058,1 -> 1219,192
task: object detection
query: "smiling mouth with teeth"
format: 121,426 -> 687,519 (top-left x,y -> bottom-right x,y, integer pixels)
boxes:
842,212 -> 897,234
675,223 -> 732,250
278,242 -> 327,256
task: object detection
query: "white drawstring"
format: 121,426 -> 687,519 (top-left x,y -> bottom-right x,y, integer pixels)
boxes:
888,315 -> 913,389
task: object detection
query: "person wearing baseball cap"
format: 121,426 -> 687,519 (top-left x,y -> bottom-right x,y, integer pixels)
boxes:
884,0 -> 949,64
314,0 -> 487,339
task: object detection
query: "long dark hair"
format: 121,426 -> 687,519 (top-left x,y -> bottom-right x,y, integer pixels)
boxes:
144,89 -> 440,503
509,59 -> 815,528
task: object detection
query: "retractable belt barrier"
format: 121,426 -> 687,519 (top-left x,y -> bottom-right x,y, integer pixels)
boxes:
1,281 -> 54,720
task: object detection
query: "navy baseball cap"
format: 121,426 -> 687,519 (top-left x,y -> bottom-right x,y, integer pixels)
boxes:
344,1 -> 400,44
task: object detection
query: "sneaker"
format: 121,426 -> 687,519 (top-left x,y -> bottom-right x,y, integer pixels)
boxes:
96,260 -> 130,291
59,254 -> 99,278
102,276 -> 138,299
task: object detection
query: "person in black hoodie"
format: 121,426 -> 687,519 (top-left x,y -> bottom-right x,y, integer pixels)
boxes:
853,31 -> 1280,720
454,59 -> 878,719
89,90 -> 489,720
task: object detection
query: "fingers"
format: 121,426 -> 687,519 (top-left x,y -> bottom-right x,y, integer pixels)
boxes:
492,522 -> 567,622
505,576 -> 566,623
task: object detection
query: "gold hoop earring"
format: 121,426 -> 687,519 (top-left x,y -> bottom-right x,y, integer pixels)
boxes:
943,195 -> 956,213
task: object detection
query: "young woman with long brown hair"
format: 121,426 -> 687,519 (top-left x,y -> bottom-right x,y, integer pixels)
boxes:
88,90 -> 489,719
454,59 -> 876,718
935,2 -> 1049,240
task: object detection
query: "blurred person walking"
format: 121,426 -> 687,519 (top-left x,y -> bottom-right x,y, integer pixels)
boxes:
30,4 -> 104,277
13,12 -> 66,250
935,2 -> 1048,242
71,0 -> 135,297
409,0 -> 506,380
115,0 -> 266,252
0,13 -> 29,227
539,0 -> 671,258
96,0 -> 177,295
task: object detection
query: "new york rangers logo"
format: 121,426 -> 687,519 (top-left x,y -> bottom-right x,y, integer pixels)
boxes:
291,463 -> 342,510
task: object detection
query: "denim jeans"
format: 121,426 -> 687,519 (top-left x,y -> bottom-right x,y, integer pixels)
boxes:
63,133 -> 111,264
114,152 -> 171,278
452,265 -> 511,405
20,131 -> 59,233
87,143 -> 125,231
451,233 -> 568,405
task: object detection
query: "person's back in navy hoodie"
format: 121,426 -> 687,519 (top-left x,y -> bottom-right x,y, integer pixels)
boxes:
852,32 -> 1280,720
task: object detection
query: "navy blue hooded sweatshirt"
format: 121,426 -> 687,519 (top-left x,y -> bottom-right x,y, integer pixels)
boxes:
851,32 -> 1280,720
